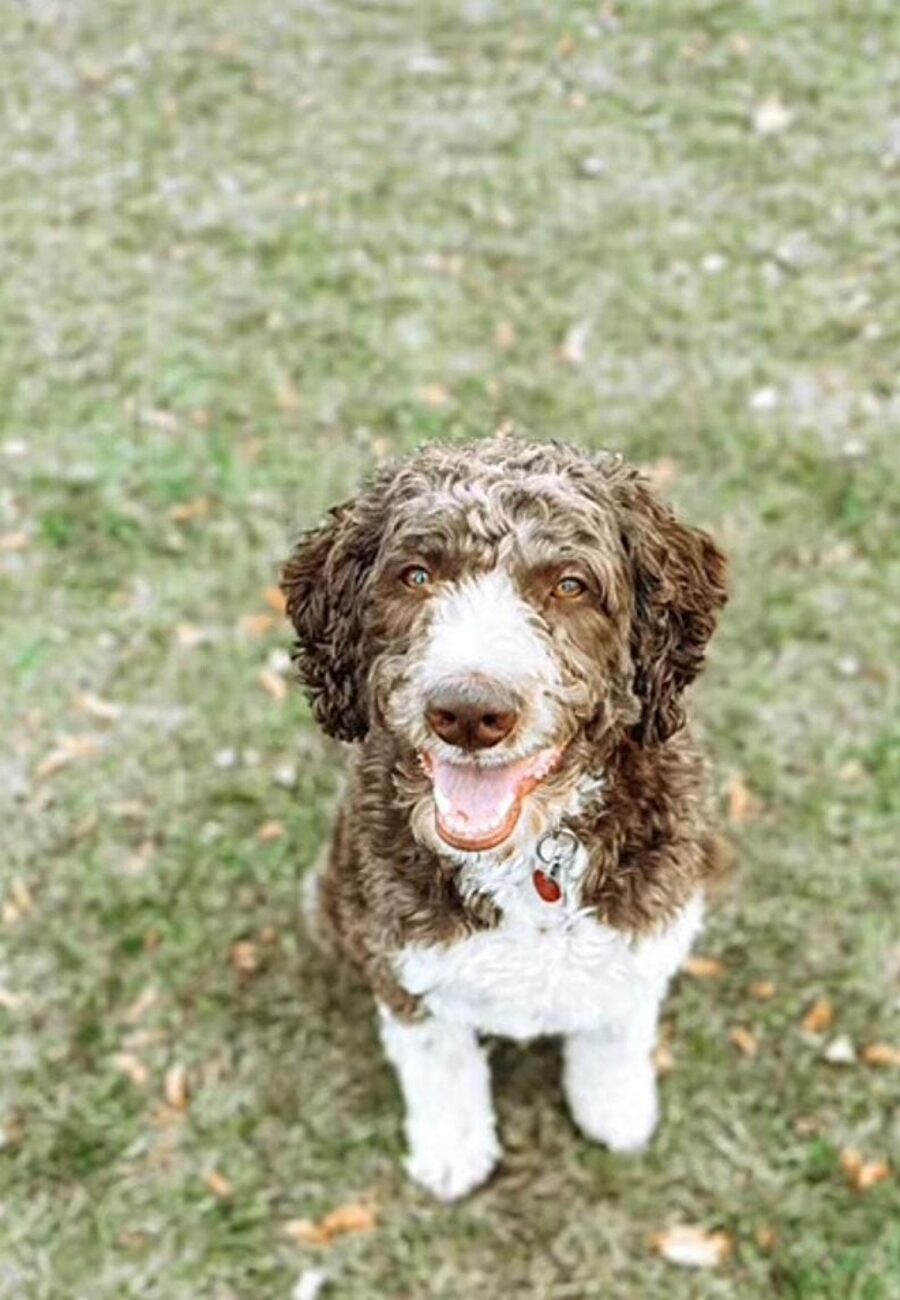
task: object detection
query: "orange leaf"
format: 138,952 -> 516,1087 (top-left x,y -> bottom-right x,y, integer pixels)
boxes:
204,1170 -> 234,1200
230,941 -> 260,975
418,383 -> 451,409
0,530 -> 30,552
729,1026 -> 758,1057
755,1225 -> 778,1252
650,1225 -> 733,1268
257,820 -> 285,843
802,998 -> 834,1034
259,668 -> 288,703
318,1203 -> 377,1238
727,773 -> 760,825
168,497 -> 211,524
654,1043 -> 675,1075
749,980 -> 776,1001
861,1042 -> 900,1069
684,955 -> 725,979
164,1063 -> 189,1111
264,586 -> 287,615
237,613 -> 276,638
841,1148 -> 891,1191
284,1203 -> 377,1247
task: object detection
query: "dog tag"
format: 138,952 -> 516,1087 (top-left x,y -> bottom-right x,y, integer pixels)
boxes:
532,868 -> 562,903
533,828 -> 579,904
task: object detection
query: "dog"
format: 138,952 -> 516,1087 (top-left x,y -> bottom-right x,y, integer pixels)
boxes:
282,437 -> 728,1201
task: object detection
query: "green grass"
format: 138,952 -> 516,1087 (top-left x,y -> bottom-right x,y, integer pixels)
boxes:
1,1 -> 899,1296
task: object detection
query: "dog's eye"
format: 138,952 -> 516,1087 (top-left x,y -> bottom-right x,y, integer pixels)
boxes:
401,565 -> 432,589
554,575 -> 587,599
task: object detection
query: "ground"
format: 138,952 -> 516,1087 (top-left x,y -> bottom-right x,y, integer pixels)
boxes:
1,1 -> 899,1297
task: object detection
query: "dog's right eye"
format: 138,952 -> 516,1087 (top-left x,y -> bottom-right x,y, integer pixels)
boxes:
401,565 -> 432,589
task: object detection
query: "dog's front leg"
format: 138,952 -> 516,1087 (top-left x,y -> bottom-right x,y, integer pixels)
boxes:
562,985 -> 662,1154
378,1005 -> 500,1201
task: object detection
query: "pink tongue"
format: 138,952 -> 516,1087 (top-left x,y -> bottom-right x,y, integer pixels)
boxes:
431,756 -> 533,835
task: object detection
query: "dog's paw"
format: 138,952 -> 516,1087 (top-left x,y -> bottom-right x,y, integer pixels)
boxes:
567,1065 -> 659,1154
406,1128 -> 501,1201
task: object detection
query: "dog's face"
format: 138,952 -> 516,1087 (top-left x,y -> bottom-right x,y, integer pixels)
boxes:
283,440 -> 726,859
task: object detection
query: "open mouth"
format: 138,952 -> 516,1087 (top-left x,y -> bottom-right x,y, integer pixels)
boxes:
420,748 -> 561,852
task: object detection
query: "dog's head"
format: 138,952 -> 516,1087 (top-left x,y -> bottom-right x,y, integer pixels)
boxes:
283,440 -> 726,859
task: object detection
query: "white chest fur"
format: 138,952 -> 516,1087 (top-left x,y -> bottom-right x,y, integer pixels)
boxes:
394,848 -> 704,1041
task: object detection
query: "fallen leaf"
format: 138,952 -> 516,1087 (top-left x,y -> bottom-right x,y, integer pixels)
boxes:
750,980 -> 776,1001
230,941 -> 260,975
112,1053 -> 149,1087
730,1026 -> 758,1057
175,623 -> 213,649
36,734 -> 101,779
861,1042 -> 900,1069
260,668 -> 288,703
257,820 -> 285,843
164,1063 -> 189,1111
654,1043 -> 675,1075
237,613 -> 276,638
204,1170 -> 234,1200
755,1225 -> 778,1252
651,1225 -> 733,1269
275,378 -> 302,413
285,1203 -> 377,1247
684,955 -> 725,979
803,998 -> 834,1035
727,773 -> 760,825
264,586 -> 287,615
841,1148 -> 891,1192
319,1204 -> 377,1237
418,383 -> 451,409
794,1115 -> 822,1137
168,497 -> 211,524
74,692 -> 123,722
124,986 -> 158,1025
0,530 -> 29,552
494,320 -> 516,351
752,95 -> 794,137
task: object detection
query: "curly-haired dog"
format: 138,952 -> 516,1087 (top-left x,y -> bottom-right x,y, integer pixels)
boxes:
282,438 -> 727,1200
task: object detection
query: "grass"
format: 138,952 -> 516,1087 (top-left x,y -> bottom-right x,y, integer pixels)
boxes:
1,0 -> 899,1296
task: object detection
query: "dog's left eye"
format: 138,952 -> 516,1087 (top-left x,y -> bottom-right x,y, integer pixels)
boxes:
554,575 -> 587,599
401,565 -> 432,589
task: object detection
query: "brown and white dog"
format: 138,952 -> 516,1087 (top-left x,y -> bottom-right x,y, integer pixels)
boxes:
282,437 -> 728,1200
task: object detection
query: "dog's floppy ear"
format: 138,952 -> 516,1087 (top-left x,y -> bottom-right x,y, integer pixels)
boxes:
281,487 -> 387,742
613,470 -> 727,747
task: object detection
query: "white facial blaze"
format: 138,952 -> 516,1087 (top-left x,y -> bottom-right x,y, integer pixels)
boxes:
421,569 -> 558,708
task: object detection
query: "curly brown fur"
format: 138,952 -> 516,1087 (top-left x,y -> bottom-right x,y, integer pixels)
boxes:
282,437 -> 727,1015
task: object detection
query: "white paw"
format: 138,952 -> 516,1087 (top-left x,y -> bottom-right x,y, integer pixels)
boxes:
405,1127 -> 501,1201
567,1065 -> 659,1154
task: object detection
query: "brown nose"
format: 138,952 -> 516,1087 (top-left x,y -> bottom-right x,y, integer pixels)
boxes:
425,683 -> 519,752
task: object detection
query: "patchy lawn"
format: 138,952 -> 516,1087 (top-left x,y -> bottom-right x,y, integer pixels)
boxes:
1,1 -> 898,1296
